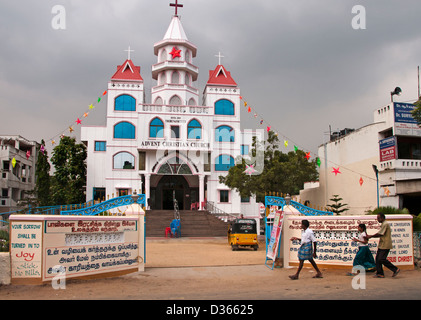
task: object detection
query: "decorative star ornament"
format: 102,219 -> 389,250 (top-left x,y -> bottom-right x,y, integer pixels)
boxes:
316,158 -> 321,167
332,167 -> 341,176
83,112 -> 89,118
89,104 -> 95,109
305,152 -> 311,160
11,157 -> 16,168
244,164 -> 256,176
76,118 -> 82,125
359,177 -> 364,186
40,145 -> 45,155
26,151 -> 30,160
169,46 -> 181,59
69,126 -> 74,133
284,140 -> 288,148
266,126 -> 271,132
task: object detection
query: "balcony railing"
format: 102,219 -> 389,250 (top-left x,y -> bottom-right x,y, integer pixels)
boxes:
380,159 -> 421,170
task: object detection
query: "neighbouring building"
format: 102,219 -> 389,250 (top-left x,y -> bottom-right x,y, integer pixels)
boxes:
300,101 -> 421,215
81,8 -> 262,218
0,135 -> 39,215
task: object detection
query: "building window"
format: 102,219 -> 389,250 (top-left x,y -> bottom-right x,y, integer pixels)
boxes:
171,126 -> 180,139
215,125 -> 234,142
169,95 -> 182,105
93,187 -> 106,202
115,94 -> 136,111
171,71 -> 180,84
94,141 -> 106,151
149,118 -> 164,138
241,145 -> 249,155
138,151 -> 146,171
113,152 -> 135,169
187,119 -> 202,139
215,154 -> 235,171
215,99 -> 234,115
114,122 -> 135,139
219,190 -> 229,203
241,196 -> 250,203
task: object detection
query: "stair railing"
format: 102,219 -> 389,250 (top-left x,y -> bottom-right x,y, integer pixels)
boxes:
205,201 -> 238,222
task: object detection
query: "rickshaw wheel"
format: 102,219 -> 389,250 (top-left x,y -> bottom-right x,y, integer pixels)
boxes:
232,245 -> 239,251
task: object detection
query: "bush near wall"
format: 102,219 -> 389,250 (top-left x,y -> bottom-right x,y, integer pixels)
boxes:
367,206 -> 421,232
0,230 -> 9,252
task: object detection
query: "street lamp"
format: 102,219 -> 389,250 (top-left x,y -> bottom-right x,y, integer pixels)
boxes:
372,165 -> 379,208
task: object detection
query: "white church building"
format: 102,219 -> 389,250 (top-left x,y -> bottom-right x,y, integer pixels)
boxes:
81,7 -> 261,218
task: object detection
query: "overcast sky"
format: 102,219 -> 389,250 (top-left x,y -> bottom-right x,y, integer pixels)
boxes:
1,0 -> 421,156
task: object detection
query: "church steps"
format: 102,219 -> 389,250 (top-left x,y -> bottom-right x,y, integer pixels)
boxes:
145,210 -> 230,237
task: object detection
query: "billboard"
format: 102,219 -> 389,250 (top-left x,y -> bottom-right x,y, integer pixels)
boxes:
394,102 -> 421,136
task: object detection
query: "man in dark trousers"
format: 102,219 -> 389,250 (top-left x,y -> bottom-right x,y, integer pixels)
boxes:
367,213 -> 400,278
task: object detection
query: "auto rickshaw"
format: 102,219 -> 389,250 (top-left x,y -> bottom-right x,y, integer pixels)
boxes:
228,219 -> 258,251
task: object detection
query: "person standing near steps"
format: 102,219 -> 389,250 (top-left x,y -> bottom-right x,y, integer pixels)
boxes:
367,213 -> 400,278
289,219 -> 323,280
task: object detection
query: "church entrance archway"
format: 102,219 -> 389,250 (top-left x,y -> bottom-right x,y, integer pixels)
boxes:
152,175 -> 198,210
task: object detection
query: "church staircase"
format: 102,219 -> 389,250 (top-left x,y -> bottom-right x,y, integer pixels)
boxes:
145,210 -> 230,237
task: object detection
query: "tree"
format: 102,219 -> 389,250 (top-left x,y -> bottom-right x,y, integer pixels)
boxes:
326,194 -> 349,215
34,139 -> 51,207
219,130 -> 319,202
411,96 -> 421,126
50,136 -> 87,205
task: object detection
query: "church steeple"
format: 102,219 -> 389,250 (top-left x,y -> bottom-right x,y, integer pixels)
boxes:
151,4 -> 199,106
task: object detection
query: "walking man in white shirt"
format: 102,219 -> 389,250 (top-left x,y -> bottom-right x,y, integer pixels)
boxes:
289,219 -> 323,280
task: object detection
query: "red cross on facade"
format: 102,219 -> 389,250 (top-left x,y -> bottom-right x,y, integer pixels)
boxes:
170,0 -> 183,16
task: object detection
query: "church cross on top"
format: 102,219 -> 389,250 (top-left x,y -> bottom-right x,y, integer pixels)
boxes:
170,0 -> 183,16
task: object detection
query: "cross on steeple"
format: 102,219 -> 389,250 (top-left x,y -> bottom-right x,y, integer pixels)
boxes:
124,46 -> 134,60
170,0 -> 183,16
215,52 -> 224,65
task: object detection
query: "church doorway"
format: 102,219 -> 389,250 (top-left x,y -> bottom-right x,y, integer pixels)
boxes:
152,175 -> 197,210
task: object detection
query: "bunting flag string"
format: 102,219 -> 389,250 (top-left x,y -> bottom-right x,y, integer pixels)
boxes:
44,90 -> 108,147
239,94 -> 388,187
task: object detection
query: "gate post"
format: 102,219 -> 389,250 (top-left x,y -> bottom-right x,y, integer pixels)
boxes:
125,203 -> 145,272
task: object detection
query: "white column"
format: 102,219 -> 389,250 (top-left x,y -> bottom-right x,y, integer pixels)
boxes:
199,174 -> 205,210
144,173 -> 151,209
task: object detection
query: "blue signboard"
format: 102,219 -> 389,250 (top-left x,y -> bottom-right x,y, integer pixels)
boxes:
394,102 -> 417,124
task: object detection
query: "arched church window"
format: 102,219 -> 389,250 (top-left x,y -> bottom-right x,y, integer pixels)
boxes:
113,152 -> 135,170
157,157 -> 193,175
114,94 -> 136,111
214,99 -> 234,115
160,49 -> 167,62
188,98 -> 196,106
215,125 -> 234,142
149,117 -> 164,138
187,119 -> 202,139
169,95 -> 182,105
215,154 -> 235,171
171,71 -> 180,84
154,97 -> 163,105
114,121 -> 135,139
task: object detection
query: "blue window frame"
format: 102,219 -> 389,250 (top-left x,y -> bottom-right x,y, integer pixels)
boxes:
94,141 -> 106,151
215,125 -> 234,142
150,118 -> 164,138
215,99 -> 234,115
187,119 -> 202,139
114,122 -> 135,139
115,94 -> 136,111
241,145 -> 249,155
113,152 -> 135,169
215,154 -> 235,171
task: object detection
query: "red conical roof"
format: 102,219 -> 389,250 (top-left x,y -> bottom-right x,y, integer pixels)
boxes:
206,65 -> 237,86
111,59 -> 143,81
